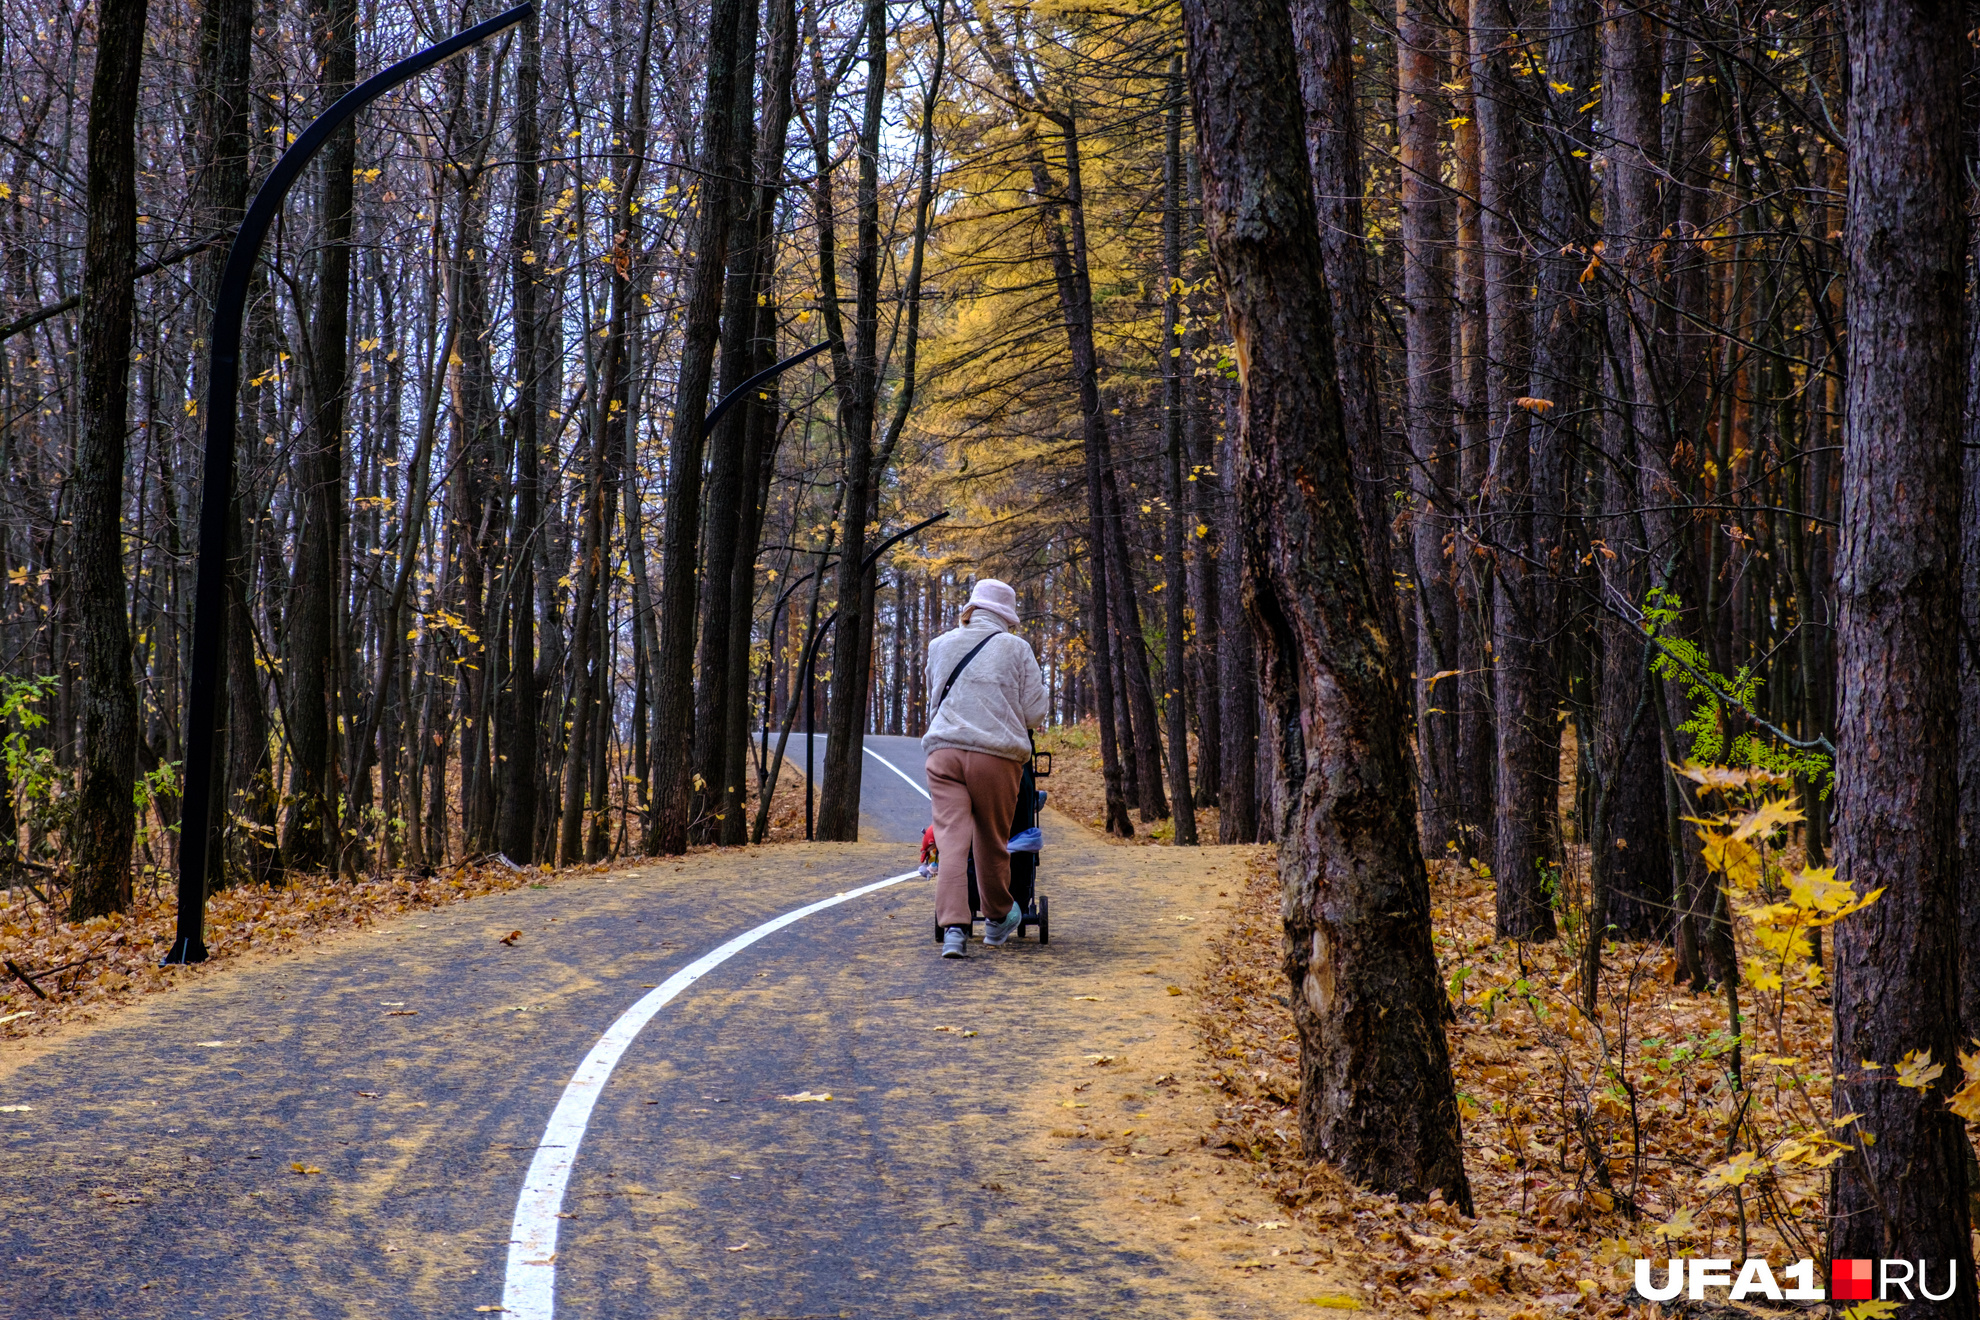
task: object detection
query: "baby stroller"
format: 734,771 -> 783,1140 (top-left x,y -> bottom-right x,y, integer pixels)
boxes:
927,735 -> 1052,944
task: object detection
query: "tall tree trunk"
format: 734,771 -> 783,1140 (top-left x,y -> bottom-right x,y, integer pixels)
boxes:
1830,0 -> 1976,1296
719,0 -> 804,848
281,0 -> 358,872
1449,0 -> 1496,863
1160,54 -> 1197,846
1603,0 -> 1732,986
1525,0 -> 1595,840
69,0 -> 151,918
1959,0 -> 1980,1044
692,0 -> 764,843
649,0 -> 748,854
1291,0 -> 1396,645
1472,0 -> 1555,941
1101,448 -> 1170,821
1591,4 -> 1675,950
1185,0 -> 1472,1210
1187,382 -> 1222,809
444,115 -> 502,862
1525,0 -> 1602,949
558,417 -> 608,864
1396,0 -> 1459,852
497,4 -> 544,865
1593,442 -> 1670,941
189,0 -> 264,888
1218,386 -> 1260,844
815,0 -> 889,842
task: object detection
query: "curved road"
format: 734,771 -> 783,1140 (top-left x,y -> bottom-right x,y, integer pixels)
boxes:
0,736 -> 1233,1319
761,733 -> 937,844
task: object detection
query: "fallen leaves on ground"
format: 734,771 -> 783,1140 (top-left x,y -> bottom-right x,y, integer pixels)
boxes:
1034,721 -> 1221,845
1196,846 -> 1839,1318
0,857 -> 619,1040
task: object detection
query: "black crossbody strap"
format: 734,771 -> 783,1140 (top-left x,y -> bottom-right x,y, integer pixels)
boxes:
934,635 -> 998,713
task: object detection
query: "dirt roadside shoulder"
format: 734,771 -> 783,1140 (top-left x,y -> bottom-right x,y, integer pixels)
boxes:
998,818 -> 1409,1317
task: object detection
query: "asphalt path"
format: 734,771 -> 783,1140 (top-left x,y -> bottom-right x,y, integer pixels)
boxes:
757,733 -> 935,844
0,735 -> 1239,1320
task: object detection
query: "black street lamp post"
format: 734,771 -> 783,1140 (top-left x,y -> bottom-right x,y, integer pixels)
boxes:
165,5 -> 533,965
165,10 -> 872,964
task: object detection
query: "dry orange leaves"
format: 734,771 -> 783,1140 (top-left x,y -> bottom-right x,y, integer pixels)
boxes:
1195,848 -> 1845,1319
0,858 -> 608,1040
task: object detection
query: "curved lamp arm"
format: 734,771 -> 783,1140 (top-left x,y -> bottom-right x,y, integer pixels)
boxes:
167,5 -> 533,965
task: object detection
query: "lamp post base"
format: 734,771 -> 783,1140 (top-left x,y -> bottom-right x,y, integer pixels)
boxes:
160,936 -> 209,966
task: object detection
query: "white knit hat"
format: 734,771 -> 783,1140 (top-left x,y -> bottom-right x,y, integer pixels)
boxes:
965,578 -> 1020,629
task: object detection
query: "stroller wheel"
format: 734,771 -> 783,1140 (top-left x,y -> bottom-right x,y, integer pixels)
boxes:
1036,894 -> 1050,945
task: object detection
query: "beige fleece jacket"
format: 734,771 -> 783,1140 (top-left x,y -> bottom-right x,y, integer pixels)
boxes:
920,615 -> 1050,763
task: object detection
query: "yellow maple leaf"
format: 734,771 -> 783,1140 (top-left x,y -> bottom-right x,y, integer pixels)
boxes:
1843,1301 -> 1899,1320
1730,796 -> 1804,842
1951,1047 -> 1980,1121
1702,1149 -> 1763,1190
1896,1049 -> 1945,1091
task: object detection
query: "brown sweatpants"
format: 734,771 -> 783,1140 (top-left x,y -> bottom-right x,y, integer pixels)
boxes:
927,747 -> 1023,928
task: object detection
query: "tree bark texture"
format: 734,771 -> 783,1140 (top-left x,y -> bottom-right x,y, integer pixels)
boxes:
1396,0 -> 1459,851
814,0 -> 889,842
280,0 -> 358,872
189,0 -> 263,887
1449,0 -> 1495,862
1830,0 -> 1975,1296
69,0 -> 152,918
1184,0 -> 1472,1210
1160,54 -> 1197,847
649,0 -> 747,854
1290,0 -> 1398,653
497,4 -> 545,864
1472,0 -> 1555,941
692,0 -> 765,843
718,0 -> 804,847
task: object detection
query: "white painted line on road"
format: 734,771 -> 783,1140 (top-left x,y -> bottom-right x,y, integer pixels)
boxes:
500,869 -> 922,1320
863,745 -> 931,801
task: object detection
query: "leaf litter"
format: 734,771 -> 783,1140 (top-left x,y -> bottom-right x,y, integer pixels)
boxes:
0,856 -> 623,1040
1194,846 -> 1845,1317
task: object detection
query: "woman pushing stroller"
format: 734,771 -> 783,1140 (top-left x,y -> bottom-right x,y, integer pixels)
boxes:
922,579 -> 1049,958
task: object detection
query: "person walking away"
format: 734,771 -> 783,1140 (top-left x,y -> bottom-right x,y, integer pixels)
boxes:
923,579 -> 1049,958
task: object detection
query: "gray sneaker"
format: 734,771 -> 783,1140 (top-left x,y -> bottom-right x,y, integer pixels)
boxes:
941,926 -> 969,958
983,901 -> 1024,947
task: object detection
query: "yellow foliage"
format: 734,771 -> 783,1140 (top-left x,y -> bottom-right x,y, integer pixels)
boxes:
1843,1302 -> 1900,1320
1701,1150 -> 1763,1189
1895,1049 -> 1944,1091
1950,1047 -> 1980,1121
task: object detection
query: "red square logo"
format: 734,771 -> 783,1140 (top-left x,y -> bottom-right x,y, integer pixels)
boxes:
1832,1259 -> 1874,1301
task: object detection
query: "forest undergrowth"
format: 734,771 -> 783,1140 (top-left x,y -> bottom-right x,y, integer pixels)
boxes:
1037,721 -> 1221,845
1194,781 -> 1973,1319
